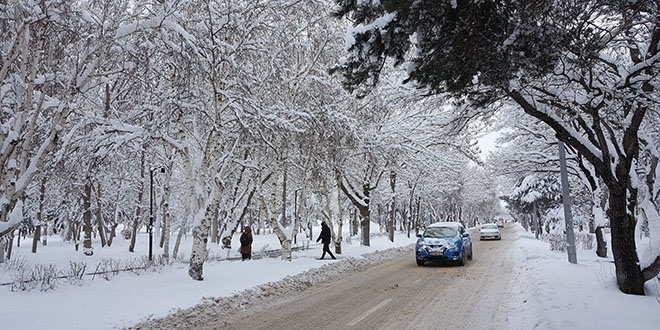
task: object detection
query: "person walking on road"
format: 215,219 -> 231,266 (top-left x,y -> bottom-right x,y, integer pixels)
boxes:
239,226 -> 253,261
316,221 -> 336,260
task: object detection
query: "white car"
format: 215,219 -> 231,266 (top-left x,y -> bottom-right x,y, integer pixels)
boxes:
479,223 -> 501,240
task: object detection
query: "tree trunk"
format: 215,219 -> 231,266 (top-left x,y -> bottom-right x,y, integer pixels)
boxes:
95,183 -> 107,248
415,196 -> 421,236
607,190 -> 645,295
172,219 -> 186,260
282,167 -> 287,229
189,180 -> 222,279
189,168 -> 223,280
407,185 -> 416,239
41,222 -> 47,246
258,168 -> 291,261
377,203 -> 383,230
335,182 -> 343,254
82,182 -> 94,256
32,176 -> 47,253
188,120 -> 228,275
128,214 -> 140,253
129,152 -> 146,253
264,160 -> 292,260
595,226 -> 607,258
161,168 -> 172,261
6,233 -> 13,260
31,226 -> 41,254
188,216 -> 211,280
352,209 -> 359,236
69,219 -> 79,251
0,234 -> 7,262
349,208 -> 354,236
389,171 -> 396,243
338,176 -> 371,246
211,214 -> 219,244
107,222 -> 117,247
532,201 -> 540,240
360,209 -> 371,246
281,238 -> 292,261
293,149 -> 313,246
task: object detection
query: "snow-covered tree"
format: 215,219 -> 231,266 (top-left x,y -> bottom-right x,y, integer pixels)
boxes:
487,108 -> 599,233
332,0 -> 660,295
504,174 -> 562,237
0,0 -> 134,258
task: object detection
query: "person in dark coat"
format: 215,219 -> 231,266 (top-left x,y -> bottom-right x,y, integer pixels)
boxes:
239,226 -> 253,260
316,221 -> 336,260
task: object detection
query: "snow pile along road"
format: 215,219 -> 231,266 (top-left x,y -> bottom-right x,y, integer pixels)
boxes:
127,246 -> 412,330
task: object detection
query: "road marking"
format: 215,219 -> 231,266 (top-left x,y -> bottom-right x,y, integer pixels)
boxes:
347,298 -> 392,326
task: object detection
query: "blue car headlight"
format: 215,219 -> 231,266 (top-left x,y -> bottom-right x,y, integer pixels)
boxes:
416,241 -> 427,249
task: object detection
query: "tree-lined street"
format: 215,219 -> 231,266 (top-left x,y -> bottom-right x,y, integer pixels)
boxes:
1,4 -> 660,330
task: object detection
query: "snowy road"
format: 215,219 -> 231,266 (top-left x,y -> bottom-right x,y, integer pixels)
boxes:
135,228 -> 514,330
180,226 -> 515,330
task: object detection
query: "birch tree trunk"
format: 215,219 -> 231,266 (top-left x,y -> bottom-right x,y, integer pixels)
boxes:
389,171 -> 396,242
292,148 -> 313,246
161,162 -> 172,261
188,129 -> 223,280
259,168 -> 291,261
0,238 -> 6,263
335,182 -> 344,254
129,151 -> 146,253
210,209 -> 219,244
172,218 -> 186,261
189,174 -> 222,280
188,209 -> 212,280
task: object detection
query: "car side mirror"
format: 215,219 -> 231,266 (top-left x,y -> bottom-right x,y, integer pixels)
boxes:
417,234 -> 423,238
462,232 -> 470,238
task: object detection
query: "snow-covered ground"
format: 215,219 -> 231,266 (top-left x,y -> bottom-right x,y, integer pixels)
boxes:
505,226 -> 660,330
1,224 -> 659,330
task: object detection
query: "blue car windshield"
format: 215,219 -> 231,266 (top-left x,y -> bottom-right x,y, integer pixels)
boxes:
424,226 -> 458,238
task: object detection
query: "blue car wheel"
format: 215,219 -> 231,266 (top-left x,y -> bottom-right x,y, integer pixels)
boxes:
458,248 -> 466,266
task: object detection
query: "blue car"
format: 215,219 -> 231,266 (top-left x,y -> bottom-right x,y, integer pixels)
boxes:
415,222 -> 473,266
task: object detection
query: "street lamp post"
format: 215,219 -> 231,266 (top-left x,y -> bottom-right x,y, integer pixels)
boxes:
149,167 -> 165,261
558,139 -> 577,264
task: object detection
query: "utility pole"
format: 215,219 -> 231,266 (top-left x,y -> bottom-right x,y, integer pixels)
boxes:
558,139 -> 578,264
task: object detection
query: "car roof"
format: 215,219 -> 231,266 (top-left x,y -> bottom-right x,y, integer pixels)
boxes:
427,221 -> 463,228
